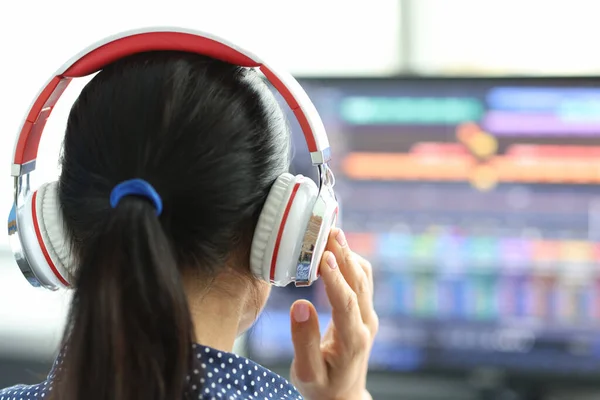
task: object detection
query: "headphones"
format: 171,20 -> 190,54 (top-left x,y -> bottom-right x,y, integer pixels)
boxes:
7,27 -> 338,291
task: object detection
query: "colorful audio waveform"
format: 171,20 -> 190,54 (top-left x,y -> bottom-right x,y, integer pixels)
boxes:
342,152 -> 473,181
338,89 -> 600,135
348,232 -> 600,322
508,144 -> 600,158
347,232 -> 600,270
483,111 -> 600,135
339,96 -> 483,125
486,87 -> 600,114
342,145 -> 600,184
484,87 -> 600,135
380,273 -> 600,322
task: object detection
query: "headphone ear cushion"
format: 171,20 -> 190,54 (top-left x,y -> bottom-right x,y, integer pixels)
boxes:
250,173 -> 319,286
250,173 -> 294,281
35,181 -> 74,284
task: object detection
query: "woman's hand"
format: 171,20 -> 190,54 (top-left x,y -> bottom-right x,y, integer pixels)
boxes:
289,228 -> 379,400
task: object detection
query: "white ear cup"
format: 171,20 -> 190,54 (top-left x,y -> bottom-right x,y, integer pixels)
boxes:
250,173 -> 318,286
273,178 -> 318,286
37,182 -> 75,279
19,181 -> 73,288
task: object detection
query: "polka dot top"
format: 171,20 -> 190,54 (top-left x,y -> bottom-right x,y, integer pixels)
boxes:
0,343 -> 303,400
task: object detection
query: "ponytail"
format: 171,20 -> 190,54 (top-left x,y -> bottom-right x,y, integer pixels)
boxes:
53,197 -> 194,400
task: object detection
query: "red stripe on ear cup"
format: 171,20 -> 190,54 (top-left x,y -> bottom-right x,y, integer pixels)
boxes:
31,191 -> 70,287
270,183 -> 302,282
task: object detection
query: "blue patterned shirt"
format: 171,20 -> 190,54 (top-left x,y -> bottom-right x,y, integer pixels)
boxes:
0,343 -> 302,400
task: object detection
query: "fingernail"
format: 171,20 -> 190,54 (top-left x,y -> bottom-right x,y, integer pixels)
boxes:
335,229 -> 347,247
293,303 -> 310,323
327,252 -> 337,269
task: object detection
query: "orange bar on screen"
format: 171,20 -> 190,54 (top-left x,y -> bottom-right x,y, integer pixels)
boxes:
342,152 -> 473,181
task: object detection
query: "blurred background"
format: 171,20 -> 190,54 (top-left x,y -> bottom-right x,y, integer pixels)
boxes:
2,1 -> 600,399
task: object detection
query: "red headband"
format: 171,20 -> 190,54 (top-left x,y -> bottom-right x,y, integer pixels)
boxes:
11,27 -> 331,177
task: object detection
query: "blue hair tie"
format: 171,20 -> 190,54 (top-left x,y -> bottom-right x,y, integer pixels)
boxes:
109,179 -> 163,216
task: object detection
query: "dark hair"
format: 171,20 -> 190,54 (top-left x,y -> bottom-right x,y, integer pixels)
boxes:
52,51 -> 290,400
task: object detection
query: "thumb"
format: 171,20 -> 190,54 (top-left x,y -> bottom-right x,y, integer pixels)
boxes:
290,300 -> 326,385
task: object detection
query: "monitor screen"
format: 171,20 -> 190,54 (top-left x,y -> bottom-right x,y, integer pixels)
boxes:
247,77 -> 600,378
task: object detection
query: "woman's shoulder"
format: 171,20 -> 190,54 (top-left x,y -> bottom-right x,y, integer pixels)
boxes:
0,381 -> 50,399
190,343 -> 303,399
0,350 -> 61,399
0,344 -> 303,400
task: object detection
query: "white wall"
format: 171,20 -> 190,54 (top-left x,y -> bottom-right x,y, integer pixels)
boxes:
410,0 -> 600,75
0,0 -> 402,246
0,0 -> 402,359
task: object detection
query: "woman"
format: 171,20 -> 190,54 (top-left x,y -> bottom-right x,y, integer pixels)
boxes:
0,51 -> 378,400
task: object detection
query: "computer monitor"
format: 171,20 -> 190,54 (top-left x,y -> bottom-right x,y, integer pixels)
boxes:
247,77 -> 600,381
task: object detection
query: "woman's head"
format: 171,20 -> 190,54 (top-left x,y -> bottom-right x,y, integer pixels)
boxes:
61,50 -> 290,279
53,51 -> 291,400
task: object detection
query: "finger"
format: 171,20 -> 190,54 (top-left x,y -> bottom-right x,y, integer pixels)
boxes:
353,252 -> 379,336
318,250 -> 363,348
353,252 -> 374,299
327,229 -> 374,327
290,300 -> 326,384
